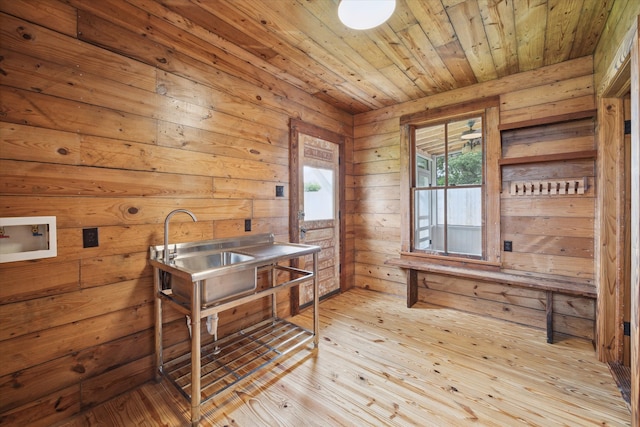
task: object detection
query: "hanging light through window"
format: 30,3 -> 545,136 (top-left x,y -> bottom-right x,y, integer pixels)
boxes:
338,0 -> 396,30
460,120 -> 482,140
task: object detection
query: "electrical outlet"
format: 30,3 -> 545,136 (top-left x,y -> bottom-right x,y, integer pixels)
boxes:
503,240 -> 512,252
83,228 -> 99,248
244,219 -> 252,232
276,185 -> 285,197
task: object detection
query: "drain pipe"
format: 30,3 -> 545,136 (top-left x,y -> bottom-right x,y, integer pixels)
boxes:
185,314 -> 221,355
206,313 -> 221,355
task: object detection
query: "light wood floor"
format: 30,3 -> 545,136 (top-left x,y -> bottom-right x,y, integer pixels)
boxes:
58,288 -> 630,426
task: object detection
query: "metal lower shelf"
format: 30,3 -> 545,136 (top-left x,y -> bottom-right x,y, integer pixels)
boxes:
162,317 -> 314,403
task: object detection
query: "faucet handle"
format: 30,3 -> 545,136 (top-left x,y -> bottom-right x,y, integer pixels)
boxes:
166,244 -> 178,262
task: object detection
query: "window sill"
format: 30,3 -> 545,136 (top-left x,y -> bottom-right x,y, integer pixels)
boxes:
394,251 -> 501,271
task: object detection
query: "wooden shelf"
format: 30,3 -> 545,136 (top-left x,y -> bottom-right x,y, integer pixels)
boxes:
498,109 -> 596,131
498,149 -> 597,166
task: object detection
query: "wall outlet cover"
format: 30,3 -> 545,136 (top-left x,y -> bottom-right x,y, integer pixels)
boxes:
83,228 -> 99,248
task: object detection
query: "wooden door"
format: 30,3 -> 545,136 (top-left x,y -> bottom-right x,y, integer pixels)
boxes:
290,119 -> 344,312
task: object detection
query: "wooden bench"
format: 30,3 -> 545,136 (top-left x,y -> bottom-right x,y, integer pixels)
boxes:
385,258 -> 597,344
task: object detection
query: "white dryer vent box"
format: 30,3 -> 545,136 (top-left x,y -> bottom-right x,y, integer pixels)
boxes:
0,216 -> 57,263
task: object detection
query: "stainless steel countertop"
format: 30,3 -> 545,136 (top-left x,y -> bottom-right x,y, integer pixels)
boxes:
149,234 -> 320,283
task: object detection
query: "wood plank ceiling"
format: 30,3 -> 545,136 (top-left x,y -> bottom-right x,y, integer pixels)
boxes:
159,0 -> 614,115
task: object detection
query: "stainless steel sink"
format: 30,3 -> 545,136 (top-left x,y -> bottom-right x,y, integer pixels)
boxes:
149,234 -> 320,308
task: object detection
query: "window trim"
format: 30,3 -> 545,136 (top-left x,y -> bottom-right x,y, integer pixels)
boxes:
399,98 -> 501,267
412,116 -> 485,258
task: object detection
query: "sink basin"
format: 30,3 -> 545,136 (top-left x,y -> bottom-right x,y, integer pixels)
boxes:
169,251 -> 257,306
174,251 -> 254,271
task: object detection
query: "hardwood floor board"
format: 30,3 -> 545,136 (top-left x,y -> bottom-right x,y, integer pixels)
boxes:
314,303 -> 593,425
326,293 -> 592,380
312,329 -> 527,425
56,288 -> 630,426
202,350 -> 400,427
321,294 -> 627,424
311,352 -> 471,424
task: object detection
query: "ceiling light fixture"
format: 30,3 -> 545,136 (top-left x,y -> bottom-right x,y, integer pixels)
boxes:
460,120 -> 482,140
338,0 -> 396,30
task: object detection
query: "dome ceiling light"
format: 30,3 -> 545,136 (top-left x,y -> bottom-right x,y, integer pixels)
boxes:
338,0 -> 396,30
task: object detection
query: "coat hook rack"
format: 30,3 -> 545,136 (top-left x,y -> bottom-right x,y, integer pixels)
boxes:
509,178 -> 587,196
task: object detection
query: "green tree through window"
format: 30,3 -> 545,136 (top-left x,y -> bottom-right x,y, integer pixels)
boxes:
447,150 -> 482,185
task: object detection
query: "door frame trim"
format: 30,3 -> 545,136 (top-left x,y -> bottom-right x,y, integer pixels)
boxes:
289,118 -> 346,315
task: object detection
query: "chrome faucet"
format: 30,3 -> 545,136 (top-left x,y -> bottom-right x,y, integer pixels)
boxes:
164,209 -> 197,263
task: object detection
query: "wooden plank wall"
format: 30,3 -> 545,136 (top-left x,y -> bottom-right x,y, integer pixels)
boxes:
499,119 -> 597,340
353,56 -> 597,340
500,119 -> 596,281
0,1 -> 353,425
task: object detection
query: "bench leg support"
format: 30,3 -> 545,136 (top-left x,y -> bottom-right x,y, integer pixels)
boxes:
546,291 -> 554,344
407,269 -> 418,308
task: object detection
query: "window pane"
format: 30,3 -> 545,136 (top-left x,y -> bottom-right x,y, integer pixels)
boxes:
414,189 -> 444,251
304,166 -> 334,220
448,118 -> 482,185
415,124 -> 445,187
416,155 -> 432,187
447,150 -> 482,185
436,155 -> 445,186
446,187 -> 482,256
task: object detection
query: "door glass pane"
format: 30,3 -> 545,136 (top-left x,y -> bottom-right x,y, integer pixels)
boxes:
304,166 -> 334,220
446,187 -> 482,256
